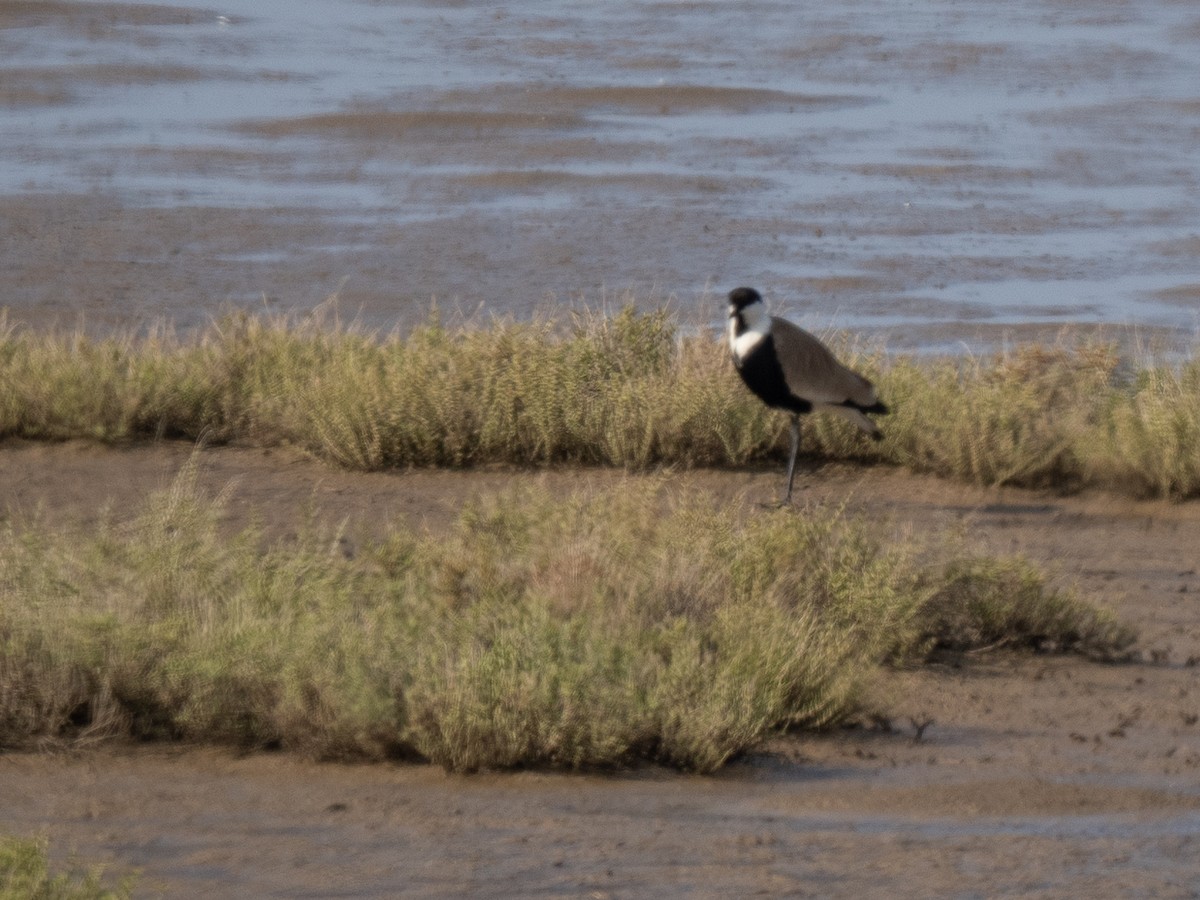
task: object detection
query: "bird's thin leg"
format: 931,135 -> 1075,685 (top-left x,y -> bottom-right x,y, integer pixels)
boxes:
783,415 -> 801,504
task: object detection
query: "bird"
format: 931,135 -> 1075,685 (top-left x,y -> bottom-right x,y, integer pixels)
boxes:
726,286 -> 889,504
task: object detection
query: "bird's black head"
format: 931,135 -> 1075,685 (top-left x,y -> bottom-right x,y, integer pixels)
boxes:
727,287 -> 763,314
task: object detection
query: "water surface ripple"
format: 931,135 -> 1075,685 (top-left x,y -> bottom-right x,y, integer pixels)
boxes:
2,0 -> 1198,347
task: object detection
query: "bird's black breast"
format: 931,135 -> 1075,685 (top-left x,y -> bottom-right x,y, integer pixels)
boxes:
734,335 -> 813,415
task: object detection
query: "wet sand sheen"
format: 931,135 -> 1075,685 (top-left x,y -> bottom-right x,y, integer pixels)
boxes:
1,0 -> 1198,343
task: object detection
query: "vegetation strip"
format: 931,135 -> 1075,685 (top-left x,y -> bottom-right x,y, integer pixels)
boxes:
0,462 -> 1133,772
0,306 -> 1196,497
0,834 -> 136,900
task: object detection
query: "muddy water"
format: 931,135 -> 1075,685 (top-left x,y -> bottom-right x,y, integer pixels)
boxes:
2,0 -> 1199,347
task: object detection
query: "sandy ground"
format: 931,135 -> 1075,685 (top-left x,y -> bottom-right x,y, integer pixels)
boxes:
1,441 -> 1199,897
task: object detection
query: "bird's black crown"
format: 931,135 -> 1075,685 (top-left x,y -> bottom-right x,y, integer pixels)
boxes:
727,287 -> 762,311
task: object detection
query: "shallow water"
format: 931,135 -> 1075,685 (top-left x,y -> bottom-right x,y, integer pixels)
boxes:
2,0 -> 1199,347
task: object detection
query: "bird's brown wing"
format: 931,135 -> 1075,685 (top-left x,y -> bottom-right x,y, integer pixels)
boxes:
770,317 -> 878,408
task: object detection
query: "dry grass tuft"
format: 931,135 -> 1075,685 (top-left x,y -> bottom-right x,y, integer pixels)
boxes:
0,460 -> 1134,772
0,307 -> 1196,497
0,833 -> 136,899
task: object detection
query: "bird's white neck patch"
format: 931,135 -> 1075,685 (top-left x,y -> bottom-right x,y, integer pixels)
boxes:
728,300 -> 770,362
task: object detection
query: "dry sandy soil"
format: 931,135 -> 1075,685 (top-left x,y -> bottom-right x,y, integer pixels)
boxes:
1,441 -> 1199,898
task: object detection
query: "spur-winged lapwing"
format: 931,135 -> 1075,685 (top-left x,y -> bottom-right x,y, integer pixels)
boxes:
727,286 -> 889,504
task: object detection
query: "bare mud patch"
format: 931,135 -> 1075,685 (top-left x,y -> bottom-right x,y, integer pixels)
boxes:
0,1 -> 218,30
244,83 -> 870,144
760,779 -> 1200,819
1148,235 -> 1200,258
246,108 -> 587,141
451,83 -> 874,115
452,169 -> 767,199
0,194 -> 366,332
1,63 -> 232,108
1150,284 -> 1200,308
846,162 -> 1042,186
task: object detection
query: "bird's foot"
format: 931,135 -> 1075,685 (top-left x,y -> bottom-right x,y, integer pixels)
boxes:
757,496 -> 794,510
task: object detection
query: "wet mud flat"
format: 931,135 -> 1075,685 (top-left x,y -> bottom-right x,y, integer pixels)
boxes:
1,443 -> 1199,896
2,0 -> 1200,347
3,738 -> 1199,898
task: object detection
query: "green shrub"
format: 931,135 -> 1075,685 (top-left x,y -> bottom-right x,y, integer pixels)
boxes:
0,834 -> 135,900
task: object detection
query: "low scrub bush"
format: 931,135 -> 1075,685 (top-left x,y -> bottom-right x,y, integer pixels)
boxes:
0,834 -> 135,900
0,307 -> 1196,496
0,463 -> 1134,772
921,556 -> 1135,655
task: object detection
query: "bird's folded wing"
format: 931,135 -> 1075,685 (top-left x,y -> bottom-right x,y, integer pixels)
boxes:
770,317 -> 878,407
